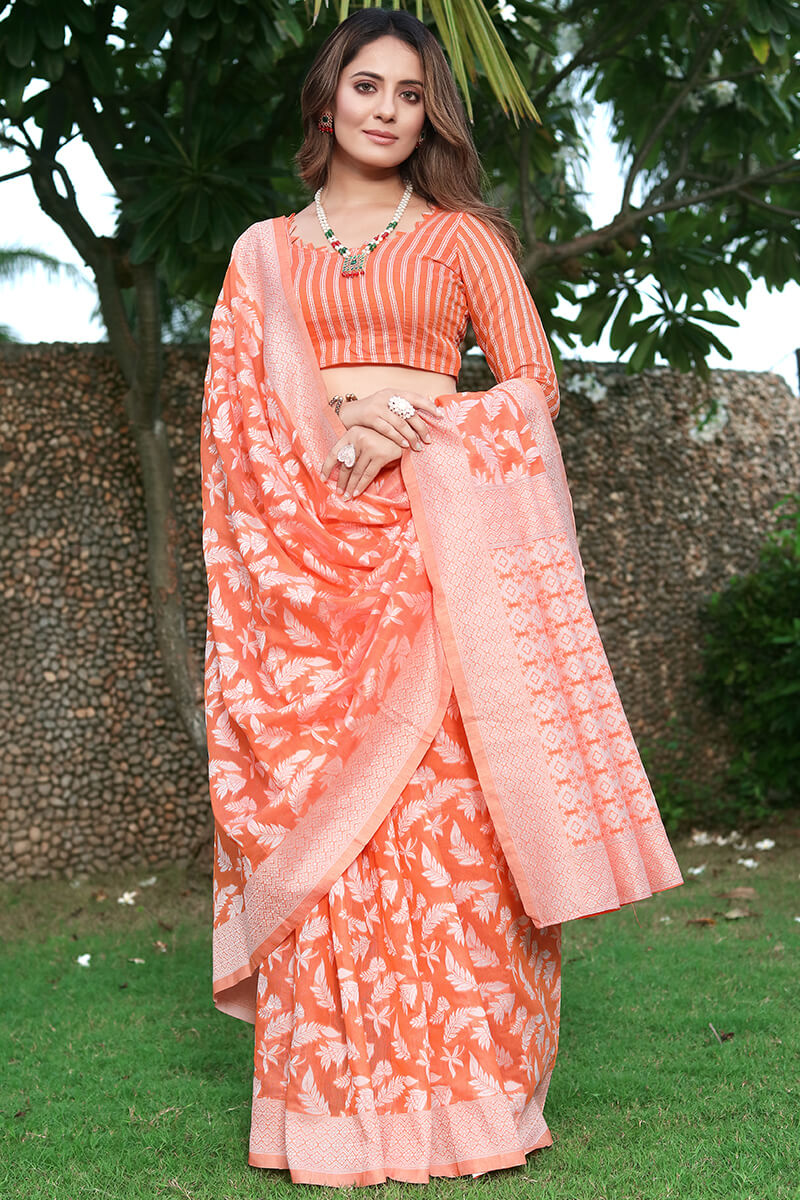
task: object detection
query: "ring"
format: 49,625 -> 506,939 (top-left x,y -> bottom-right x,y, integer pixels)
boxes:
388,395 -> 416,420
336,443 -> 356,468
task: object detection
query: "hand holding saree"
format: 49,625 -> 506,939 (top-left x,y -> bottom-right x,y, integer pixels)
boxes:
200,212 -> 684,1183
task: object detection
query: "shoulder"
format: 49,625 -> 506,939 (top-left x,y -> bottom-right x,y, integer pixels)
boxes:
227,217 -> 283,266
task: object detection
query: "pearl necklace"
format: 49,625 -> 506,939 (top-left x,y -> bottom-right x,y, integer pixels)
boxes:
314,181 -> 414,276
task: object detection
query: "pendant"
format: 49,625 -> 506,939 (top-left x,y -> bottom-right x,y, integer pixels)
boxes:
341,249 -> 367,276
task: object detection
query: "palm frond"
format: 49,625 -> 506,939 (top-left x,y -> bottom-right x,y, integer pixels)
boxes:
0,247 -> 90,287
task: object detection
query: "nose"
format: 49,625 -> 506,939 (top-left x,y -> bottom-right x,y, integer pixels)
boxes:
372,89 -> 397,122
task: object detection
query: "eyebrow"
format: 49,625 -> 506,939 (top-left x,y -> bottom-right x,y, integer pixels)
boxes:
349,70 -> 424,87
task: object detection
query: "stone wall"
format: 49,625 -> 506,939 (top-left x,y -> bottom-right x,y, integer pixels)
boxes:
2,344 -> 797,881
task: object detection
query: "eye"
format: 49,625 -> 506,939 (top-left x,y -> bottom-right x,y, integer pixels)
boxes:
353,81 -> 422,103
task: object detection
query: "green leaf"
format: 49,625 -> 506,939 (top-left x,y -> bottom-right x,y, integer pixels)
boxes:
747,0 -> 774,33
38,7 -> 66,50
38,45 -> 65,81
627,328 -> 660,372
75,37 -> 116,92
61,0 -> 95,34
575,290 -> 620,344
178,188 -> 210,244
128,206 -> 180,264
5,13 -> 36,68
687,308 -> 740,328
608,289 -> 643,352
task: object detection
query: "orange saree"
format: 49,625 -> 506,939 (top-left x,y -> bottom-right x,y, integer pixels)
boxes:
200,217 -> 683,1184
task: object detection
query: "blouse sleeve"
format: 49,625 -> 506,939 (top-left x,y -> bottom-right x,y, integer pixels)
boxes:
456,211 -> 560,420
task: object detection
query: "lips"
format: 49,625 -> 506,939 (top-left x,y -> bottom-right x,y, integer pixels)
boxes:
364,130 -> 398,144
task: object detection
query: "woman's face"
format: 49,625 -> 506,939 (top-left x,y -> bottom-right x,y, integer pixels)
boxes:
331,35 -> 426,170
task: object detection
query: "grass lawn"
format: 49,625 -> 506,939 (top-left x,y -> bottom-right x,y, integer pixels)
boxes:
2,813 -> 798,1200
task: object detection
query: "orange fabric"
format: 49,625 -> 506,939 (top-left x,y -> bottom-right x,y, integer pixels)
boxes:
200,213 -> 684,1183
248,689 -> 562,1184
287,205 -> 560,416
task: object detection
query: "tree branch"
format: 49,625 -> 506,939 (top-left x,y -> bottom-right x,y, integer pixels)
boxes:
23,137 -> 137,380
58,67 -> 134,201
525,158 -> 799,272
532,0 -> 670,108
735,189 -> 800,220
0,164 -> 32,184
620,0 -> 736,211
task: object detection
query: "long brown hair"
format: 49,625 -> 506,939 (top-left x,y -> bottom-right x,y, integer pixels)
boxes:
293,9 -> 521,258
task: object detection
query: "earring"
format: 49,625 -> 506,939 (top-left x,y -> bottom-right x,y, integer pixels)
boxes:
318,110 -> 334,134
416,127 -> 426,148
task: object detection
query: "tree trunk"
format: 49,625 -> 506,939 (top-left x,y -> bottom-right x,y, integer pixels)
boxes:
128,403 -> 208,759
120,261 -> 208,759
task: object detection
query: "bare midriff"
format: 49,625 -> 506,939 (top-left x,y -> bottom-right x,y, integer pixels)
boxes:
319,364 -> 458,407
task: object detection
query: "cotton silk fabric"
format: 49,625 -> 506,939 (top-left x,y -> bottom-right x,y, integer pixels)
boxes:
200,212 -> 683,1185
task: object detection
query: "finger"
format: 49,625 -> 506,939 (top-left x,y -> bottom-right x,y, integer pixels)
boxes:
345,456 -> 372,498
406,416 -> 431,446
409,392 -> 441,416
337,463 -> 354,494
322,437 -> 353,479
375,416 -> 409,448
351,461 -> 381,498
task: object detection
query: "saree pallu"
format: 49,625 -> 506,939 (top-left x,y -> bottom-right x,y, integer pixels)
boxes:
201,216 -> 684,1184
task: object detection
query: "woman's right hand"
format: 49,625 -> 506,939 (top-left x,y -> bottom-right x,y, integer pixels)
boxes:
339,387 -> 438,450
320,424 -> 406,500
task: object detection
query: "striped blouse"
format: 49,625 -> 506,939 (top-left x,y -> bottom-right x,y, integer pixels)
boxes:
287,205 -> 560,419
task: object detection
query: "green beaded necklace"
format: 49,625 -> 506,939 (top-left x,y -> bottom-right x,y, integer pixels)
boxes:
314,182 -> 414,276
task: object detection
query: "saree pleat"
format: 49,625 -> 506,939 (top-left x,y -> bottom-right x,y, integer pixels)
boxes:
249,687 -> 562,1185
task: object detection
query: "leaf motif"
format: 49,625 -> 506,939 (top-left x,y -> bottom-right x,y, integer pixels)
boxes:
244,819 -> 288,851
420,843 -> 452,889
421,903 -> 453,938
298,1066 -> 330,1115
397,797 -> 428,836
444,1007 -> 479,1043
209,582 -> 234,630
465,924 -> 501,968
468,1052 -> 504,1098
445,947 -> 478,993
449,824 -> 485,867
310,962 -> 335,1010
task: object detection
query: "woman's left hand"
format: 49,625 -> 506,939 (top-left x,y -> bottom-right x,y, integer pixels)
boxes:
320,424 -> 406,500
339,387 -> 438,450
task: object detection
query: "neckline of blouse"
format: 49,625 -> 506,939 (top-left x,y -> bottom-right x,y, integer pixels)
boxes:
286,203 -> 440,254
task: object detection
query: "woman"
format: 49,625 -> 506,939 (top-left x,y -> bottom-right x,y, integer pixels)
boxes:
200,8 -> 684,1187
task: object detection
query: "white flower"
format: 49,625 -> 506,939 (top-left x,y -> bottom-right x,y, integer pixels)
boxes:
687,864 -> 707,876
794,917 -> 800,923
569,371 -> 608,405
707,80 -> 736,105
684,91 -> 705,113
659,916 -> 673,923
689,830 -> 713,845
737,857 -> 759,870
118,890 -> 139,905
498,1 -> 517,22
754,838 -> 775,851
128,957 -> 146,965
76,953 -> 92,967
137,875 -> 158,887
